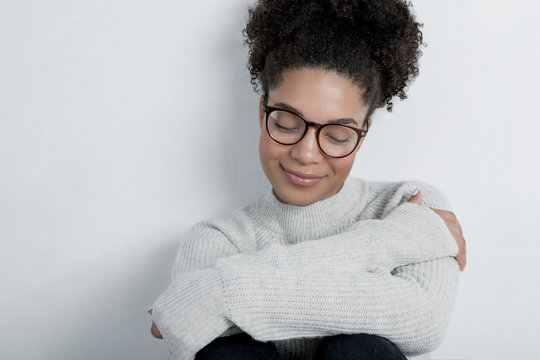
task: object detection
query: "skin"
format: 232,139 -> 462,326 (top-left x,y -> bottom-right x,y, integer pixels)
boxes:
258,67 -> 371,207
148,309 -> 162,339
149,66 -> 467,341
408,191 -> 467,271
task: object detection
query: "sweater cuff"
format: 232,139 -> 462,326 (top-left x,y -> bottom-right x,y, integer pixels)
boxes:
152,268 -> 232,359
384,202 -> 459,257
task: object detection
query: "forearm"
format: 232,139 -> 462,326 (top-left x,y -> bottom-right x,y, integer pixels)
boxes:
217,202 -> 458,272
218,256 -> 460,355
151,252 -> 459,358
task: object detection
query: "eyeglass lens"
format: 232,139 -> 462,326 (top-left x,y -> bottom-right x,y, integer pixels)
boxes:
266,110 -> 359,157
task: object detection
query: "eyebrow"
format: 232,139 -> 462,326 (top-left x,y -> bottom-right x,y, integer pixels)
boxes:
271,101 -> 359,126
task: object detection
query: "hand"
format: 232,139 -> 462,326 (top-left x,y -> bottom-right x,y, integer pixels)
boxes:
147,308 -> 163,339
408,190 -> 467,271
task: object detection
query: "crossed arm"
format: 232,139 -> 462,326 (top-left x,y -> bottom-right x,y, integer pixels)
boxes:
149,191 -> 466,358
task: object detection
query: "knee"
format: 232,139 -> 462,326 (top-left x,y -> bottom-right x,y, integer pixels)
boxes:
314,333 -> 407,360
196,333 -> 280,360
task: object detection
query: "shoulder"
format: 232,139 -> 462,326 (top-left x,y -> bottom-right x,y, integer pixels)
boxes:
186,194 -> 266,253
358,177 -> 452,219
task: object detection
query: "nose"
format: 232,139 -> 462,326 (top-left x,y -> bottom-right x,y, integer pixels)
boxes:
289,126 -> 324,165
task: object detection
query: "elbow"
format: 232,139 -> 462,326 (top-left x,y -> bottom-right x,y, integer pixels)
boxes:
410,326 -> 445,355
398,306 -> 451,356
391,257 -> 459,355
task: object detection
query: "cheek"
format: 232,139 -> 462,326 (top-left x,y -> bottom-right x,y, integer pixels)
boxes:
259,132 -> 286,162
328,156 -> 356,177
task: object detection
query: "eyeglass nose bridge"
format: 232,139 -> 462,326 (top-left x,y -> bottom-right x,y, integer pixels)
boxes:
288,118 -> 367,158
285,119 -> 349,160
299,119 -> 323,141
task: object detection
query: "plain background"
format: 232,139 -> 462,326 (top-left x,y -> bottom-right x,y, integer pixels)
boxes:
1,0 -> 539,359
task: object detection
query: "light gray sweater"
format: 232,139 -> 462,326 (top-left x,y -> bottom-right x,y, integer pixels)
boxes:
151,176 -> 460,360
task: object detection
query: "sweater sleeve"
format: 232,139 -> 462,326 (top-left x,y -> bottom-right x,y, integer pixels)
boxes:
150,220 -> 243,359
216,202 -> 458,272
218,255 -> 459,356
152,252 -> 459,358
170,219 -> 240,279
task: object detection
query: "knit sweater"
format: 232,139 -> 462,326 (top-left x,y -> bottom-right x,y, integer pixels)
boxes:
151,176 -> 460,360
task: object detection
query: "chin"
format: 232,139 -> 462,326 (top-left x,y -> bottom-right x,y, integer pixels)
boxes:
274,183 -> 327,206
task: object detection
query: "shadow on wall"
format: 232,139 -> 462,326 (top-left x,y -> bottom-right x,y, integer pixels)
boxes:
85,4 -> 264,359
55,236 -> 180,359
57,4 -> 266,359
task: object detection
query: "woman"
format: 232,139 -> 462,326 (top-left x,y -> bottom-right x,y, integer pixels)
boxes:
149,0 -> 467,359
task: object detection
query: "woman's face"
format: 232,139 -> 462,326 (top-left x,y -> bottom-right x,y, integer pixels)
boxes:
258,67 -> 371,206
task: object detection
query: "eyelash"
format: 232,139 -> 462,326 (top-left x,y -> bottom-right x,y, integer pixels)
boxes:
274,122 -> 300,131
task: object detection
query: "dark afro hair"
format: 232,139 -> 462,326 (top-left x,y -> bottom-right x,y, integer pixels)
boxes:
243,0 -> 426,116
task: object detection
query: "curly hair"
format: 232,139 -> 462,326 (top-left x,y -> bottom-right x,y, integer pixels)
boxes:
243,0 -> 425,115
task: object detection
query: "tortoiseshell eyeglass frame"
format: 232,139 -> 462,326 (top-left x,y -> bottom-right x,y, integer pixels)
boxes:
261,93 -> 370,158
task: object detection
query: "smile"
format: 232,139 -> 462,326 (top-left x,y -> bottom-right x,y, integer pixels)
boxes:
281,166 -> 324,187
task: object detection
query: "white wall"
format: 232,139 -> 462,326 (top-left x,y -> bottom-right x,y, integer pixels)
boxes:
0,0 -> 538,359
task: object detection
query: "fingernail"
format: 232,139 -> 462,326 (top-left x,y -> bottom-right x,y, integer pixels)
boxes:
411,189 -> 420,196
147,306 -> 153,314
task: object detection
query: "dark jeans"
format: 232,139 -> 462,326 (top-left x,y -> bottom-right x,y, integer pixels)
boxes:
196,333 -> 279,360
196,332 -> 408,360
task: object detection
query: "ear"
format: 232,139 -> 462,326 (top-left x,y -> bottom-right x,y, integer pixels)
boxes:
258,95 -> 265,129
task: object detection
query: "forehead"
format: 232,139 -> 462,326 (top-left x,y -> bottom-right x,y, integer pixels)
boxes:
267,67 -> 368,123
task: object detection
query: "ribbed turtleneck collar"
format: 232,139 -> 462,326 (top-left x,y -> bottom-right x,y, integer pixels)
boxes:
251,176 -> 369,242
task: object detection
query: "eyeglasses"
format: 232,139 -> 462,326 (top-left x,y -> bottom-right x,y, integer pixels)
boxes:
262,94 -> 369,158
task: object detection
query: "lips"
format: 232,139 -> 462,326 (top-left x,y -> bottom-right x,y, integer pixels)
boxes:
283,167 -> 323,179
281,165 -> 324,187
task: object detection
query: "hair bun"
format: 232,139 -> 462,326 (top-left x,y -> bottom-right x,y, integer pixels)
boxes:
244,0 -> 424,113
330,0 -> 361,22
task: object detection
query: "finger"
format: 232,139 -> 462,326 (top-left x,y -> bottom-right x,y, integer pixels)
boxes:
429,208 -> 457,224
455,242 -> 467,271
151,322 -> 163,339
407,190 -> 423,205
460,238 -> 467,270
456,251 -> 467,271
